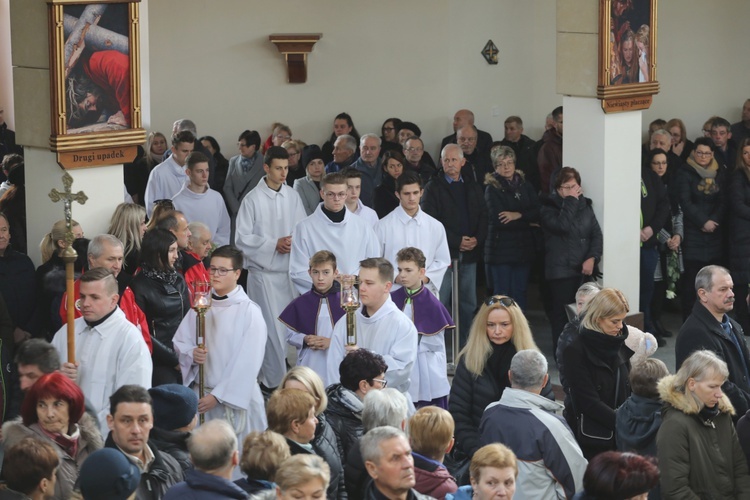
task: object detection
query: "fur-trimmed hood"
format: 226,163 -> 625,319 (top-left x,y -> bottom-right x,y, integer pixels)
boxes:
484,171 -> 526,191
657,373 -> 734,416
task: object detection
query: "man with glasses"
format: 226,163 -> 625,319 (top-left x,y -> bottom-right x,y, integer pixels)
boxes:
235,146 -> 307,389
440,109 -> 493,160
174,245 -> 269,441
290,172 -> 380,294
403,137 -> 438,184
710,117 -> 737,170
353,133 -> 383,208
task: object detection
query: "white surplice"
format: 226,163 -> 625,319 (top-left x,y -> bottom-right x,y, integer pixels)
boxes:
374,205 -> 450,295
173,285 -> 268,445
349,199 -> 379,227
51,307 -> 153,436
326,296 -> 417,401
172,184 -> 231,245
402,301 -> 451,403
235,178 -> 307,388
285,296 -> 334,386
144,155 -> 188,217
290,204 -> 381,294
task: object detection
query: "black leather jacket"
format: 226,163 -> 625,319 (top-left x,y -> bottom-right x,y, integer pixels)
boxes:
129,272 -> 189,386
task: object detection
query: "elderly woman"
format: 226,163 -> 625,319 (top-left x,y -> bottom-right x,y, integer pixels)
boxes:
235,430 -> 291,496
275,455 -> 331,500
447,443 -> 518,500
281,367 -> 344,500
130,228 -> 189,386
282,139 -> 307,187
562,288 -> 633,458
573,451 -> 659,500
657,350 -> 750,498
295,145 -> 326,215
484,146 -> 540,308
107,202 -> 147,277
2,372 -> 103,499
540,166 -> 603,353
449,296 -> 550,459
374,151 -> 405,218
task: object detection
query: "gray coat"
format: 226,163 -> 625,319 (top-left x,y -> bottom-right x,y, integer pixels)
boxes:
294,176 -> 322,215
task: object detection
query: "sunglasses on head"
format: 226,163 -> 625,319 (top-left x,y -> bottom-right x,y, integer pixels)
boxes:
484,296 -> 516,308
154,199 -> 175,209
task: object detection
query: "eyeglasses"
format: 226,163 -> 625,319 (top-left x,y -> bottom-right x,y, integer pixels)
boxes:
405,147 -> 424,153
495,159 -> 516,168
372,378 -> 388,388
559,184 -> 578,191
484,296 -> 516,308
289,151 -> 300,157
153,199 -> 174,209
324,191 -> 347,199
209,266 -> 238,276
275,134 -> 292,141
695,150 -> 713,157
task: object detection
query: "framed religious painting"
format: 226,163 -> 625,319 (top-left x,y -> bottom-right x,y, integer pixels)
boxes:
47,0 -> 145,169
598,0 -> 660,113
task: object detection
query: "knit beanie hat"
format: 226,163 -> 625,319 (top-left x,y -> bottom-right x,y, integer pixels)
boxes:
301,144 -> 325,170
149,383 -> 198,430
78,448 -> 140,500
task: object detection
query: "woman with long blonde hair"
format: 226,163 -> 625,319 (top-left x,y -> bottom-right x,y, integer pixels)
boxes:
108,202 -> 147,277
449,296 -> 547,458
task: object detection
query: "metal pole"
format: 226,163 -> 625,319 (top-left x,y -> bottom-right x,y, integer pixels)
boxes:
448,258 -> 460,374
196,310 -> 206,424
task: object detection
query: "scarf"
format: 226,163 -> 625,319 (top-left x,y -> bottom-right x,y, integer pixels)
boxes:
698,403 -> 720,427
485,341 -> 515,389
580,326 -> 628,364
686,156 -> 720,195
39,423 -> 80,458
141,264 -> 179,285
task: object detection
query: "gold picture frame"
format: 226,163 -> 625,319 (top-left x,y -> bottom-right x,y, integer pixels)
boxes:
598,0 -> 659,113
48,0 -> 144,165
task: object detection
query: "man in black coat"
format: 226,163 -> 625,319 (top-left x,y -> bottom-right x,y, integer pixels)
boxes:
422,144 -> 488,346
440,109 -> 493,160
675,265 -> 750,420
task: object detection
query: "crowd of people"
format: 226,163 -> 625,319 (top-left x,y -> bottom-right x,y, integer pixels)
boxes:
0,101 -> 749,499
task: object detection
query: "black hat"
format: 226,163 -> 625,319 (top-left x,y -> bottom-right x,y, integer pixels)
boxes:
78,448 -> 140,500
398,121 -> 422,137
301,144 -> 325,170
149,384 -> 198,430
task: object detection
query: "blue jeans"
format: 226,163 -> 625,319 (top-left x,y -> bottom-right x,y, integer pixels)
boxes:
488,263 -> 530,311
639,246 -> 659,332
439,256 -> 477,349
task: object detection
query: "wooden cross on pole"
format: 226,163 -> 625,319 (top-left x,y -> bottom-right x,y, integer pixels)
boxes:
49,172 -> 87,363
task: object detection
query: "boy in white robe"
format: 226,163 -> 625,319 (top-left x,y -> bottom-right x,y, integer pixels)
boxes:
235,146 -> 307,388
173,245 -> 268,457
279,251 -> 345,387
391,247 -> 454,409
374,171 -> 450,296
326,258 -> 418,406
289,172 -> 380,295
344,169 -> 379,227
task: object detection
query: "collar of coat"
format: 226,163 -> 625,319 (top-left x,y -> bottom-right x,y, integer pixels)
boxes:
657,373 -> 734,417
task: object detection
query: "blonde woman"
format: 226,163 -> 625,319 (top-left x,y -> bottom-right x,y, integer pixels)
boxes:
280,366 -> 344,500
448,296 -> 549,458
447,443 -> 518,500
275,455 -> 331,500
107,202 -> 147,277
561,288 -> 633,459
657,350 -> 750,498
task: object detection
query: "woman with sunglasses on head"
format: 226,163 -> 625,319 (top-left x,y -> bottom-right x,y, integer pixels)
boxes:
449,295 -> 551,459
561,288 -> 633,459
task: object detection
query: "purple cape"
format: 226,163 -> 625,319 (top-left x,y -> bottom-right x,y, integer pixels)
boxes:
278,283 -> 345,335
391,285 -> 455,336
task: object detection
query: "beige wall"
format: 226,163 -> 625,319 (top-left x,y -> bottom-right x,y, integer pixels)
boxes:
147,1 -> 749,155
147,0 -> 560,159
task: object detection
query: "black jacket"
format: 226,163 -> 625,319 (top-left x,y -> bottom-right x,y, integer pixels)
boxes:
483,173 -> 540,265
373,175 -> 399,219
105,433 -> 183,499
562,326 -> 633,458
325,384 -> 364,463
640,168 -> 670,248
34,253 -> 67,339
675,301 -> 750,419
129,272 -> 190,386
421,172 -> 488,263
0,248 -> 36,333
344,438 -> 368,500
500,135 -> 540,192
671,161 -> 726,263
540,194 -> 603,281
729,168 -> 750,283
149,427 -> 192,473
449,345 -> 553,458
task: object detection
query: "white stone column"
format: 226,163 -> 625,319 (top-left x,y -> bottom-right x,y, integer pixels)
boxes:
562,96 -> 642,309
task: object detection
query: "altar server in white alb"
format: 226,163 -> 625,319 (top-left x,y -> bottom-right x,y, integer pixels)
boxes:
173,245 -> 268,448
326,258 -> 418,403
144,130 -> 195,217
289,172 -> 380,294
171,151 -> 231,245
52,267 -> 152,436
344,168 -> 379,227
374,171 -> 450,296
235,146 -> 307,388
